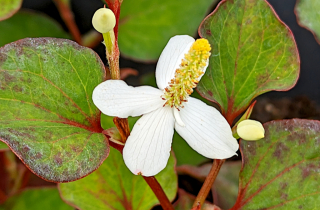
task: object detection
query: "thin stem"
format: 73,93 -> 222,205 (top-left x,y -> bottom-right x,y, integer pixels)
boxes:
192,159 -> 225,208
107,142 -> 174,210
54,0 -> 82,44
102,1 -> 172,209
143,176 -> 174,210
109,118 -> 174,210
103,31 -> 120,79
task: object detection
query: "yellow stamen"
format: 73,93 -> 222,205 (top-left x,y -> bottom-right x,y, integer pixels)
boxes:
163,38 -> 211,108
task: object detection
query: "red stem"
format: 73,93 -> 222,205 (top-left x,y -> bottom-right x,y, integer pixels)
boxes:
102,1 -> 173,208
193,159 -> 225,208
107,132 -> 174,210
143,176 -> 174,210
104,0 -> 121,38
54,0 -> 82,44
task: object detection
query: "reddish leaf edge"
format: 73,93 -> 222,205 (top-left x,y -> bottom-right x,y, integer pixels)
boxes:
294,0 -> 320,45
0,0 -> 22,21
197,0 -> 301,124
0,136 -> 110,183
231,118 -> 320,210
0,37 -> 110,183
0,146 -> 9,152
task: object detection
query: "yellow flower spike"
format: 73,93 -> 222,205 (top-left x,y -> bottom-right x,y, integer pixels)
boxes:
163,38 -> 211,109
237,119 -> 265,141
92,8 -> 116,33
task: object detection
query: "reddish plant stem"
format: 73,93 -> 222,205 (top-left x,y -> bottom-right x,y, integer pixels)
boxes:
104,0 -> 121,38
143,176 -> 174,210
107,42 -> 120,79
103,1 -> 173,209
110,119 -> 174,210
108,140 -> 174,210
54,0 -> 82,44
192,159 -> 225,208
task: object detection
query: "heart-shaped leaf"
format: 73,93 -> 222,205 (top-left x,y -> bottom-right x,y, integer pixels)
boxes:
0,187 -> 73,210
59,147 -> 177,210
295,0 -> 320,44
0,0 -> 22,21
118,0 -> 219,61
0,38 -> 108,182
232,119 -> 320,209
197,0 -> 300,123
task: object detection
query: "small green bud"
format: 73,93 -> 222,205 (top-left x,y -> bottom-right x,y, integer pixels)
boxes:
92,8 -> 116,33
237,119 -> 265,141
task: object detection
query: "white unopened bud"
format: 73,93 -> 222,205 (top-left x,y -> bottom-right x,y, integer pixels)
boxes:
92,8 -> 116,33
237,119 -> 265,141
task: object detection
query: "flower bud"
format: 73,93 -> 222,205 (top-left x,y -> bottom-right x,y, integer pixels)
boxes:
237,119 -> 265,141
92,8 -> 116,33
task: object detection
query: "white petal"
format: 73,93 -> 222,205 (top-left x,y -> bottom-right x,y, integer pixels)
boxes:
173,108 -> 185,127
123,107 -> 175,176
156,35 -> 195,90
92,80 -> 164,118
174,97 -> 239,159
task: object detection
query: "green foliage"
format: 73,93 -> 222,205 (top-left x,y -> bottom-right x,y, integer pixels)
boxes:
295,0 -> 320,44
0,188 -> 73,210
0,0 -> 22,21
213,161 -> 241,209
0,11 -> 70,47
59,147 -> 177,210
0,38 -> 108,182
197,0 -> 300,122
118,0 -> 219,61
235,119 -> 320,209
0,141 -> 8,151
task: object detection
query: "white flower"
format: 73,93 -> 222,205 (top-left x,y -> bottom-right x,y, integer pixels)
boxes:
92,35 -> 239,176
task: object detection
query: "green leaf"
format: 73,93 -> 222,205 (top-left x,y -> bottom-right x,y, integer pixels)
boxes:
0,38 -> 108,182
0,0 -> 22,21
59,147 -> 177,210
233,119 -> 320,209
172,133 -> 208,166
0,141 -> 8,151
0,187 -> 73,210
0,11 -> 70,47
197,0 -> 300,123
118,0 -> 219,61
213,161 -> 241,209
295,0 -> 320,44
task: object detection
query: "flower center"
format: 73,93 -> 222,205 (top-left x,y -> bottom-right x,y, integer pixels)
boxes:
162,38 -> 211,109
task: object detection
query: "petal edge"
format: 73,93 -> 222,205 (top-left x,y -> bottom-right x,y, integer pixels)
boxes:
175,97 -> 238,159
92,80 -> 164,118
123,107 -> 175,176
